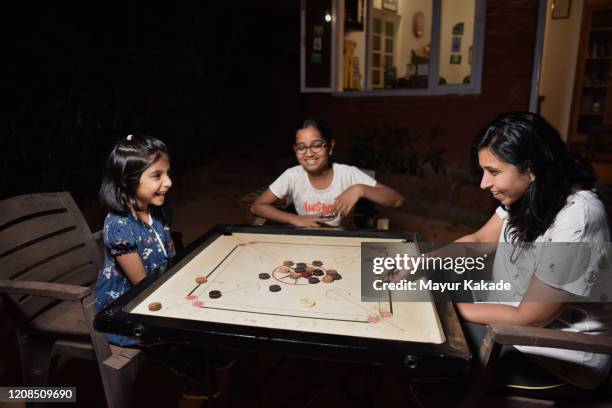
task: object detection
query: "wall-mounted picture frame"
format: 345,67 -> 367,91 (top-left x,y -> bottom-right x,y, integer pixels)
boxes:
382,0 -> 398,13
451,36 -> 461,53
551,0 -> 571,19
345,0 -> 365,31
452,22 -> 464,36
450,55 -> 462,65
416,63 -> 429,76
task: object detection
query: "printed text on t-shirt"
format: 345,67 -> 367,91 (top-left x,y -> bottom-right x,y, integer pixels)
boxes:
303,201 -> 335,214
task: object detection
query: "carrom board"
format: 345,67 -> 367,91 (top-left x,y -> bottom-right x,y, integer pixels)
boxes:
95,225 -> 470,369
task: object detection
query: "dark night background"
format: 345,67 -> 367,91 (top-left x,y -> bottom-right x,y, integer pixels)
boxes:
4,1 -> 302,202
3,0 -> 547,230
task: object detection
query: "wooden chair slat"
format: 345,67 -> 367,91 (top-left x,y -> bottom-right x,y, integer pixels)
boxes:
0,212 -> 84,256
52,339 -> 95,360
13,245 -> 97,283
19,264 -> 97,321
0,279 -> 91,301
32,299 -> 90,338
57,264 -> 98,289
0,228 -> 88,277
0,193 -> 72,226
489,324 -> 612,354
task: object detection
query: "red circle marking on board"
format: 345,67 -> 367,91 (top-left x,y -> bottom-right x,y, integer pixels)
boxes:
272,265 -> 310,286
368,315 -> 380,324
381,311 -> 393,318
192,301 -> 204,307
186,295 -> 197,300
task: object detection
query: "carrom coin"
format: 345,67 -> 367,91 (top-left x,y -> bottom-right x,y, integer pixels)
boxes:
148,302 -> 162,311
308,277 -> 320,284
195,276 -> 208,284
209,290 -> 222,299
283,260 -> 294,267
269,284 -> 282,292
312,260 -> 323,267
313,269 -> 324,276
259,273 -> 271,280
322,275 -> 334,283
299,298 -> 316,308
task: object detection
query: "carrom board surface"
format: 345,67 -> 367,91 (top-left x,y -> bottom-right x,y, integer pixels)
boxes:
131,232 -> 445,344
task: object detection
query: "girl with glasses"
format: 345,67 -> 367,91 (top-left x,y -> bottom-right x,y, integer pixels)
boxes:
251,118 -> 404,227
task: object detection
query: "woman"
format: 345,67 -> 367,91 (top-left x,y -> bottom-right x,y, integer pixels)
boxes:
456,111 -> 612,390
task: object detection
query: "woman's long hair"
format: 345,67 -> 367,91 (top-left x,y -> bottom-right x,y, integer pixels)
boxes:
474,112 -> 596,244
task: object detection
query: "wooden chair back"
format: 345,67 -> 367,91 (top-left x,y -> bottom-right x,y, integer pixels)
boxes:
0,192 -> 100,323
0,192 -> 142,408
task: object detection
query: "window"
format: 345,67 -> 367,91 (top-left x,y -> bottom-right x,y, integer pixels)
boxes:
301,0 -> 486,95
370,10 -> 399,88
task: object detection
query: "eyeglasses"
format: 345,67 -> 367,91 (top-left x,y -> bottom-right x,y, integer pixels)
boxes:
293,140 -> 327,155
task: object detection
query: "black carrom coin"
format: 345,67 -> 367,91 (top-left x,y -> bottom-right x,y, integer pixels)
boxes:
313,269 -> 324,276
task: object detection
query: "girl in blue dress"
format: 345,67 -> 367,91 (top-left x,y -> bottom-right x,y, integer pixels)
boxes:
94,134 -> 175,346
94,135 -> 233,402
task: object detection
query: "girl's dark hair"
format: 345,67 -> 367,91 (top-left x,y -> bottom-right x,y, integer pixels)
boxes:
99,134 -> 170,219
475,111 -> 596,244
300,118 -> 333,142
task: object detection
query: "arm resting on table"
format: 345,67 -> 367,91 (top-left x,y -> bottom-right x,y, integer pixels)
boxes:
251,189 -> 299,225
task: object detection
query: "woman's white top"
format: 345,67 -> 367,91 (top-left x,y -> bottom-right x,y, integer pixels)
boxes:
492,190 -> 612,388
269,163 -> 377,226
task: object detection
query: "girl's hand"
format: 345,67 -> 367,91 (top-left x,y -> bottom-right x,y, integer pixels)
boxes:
333,185 -> 364,217
291,213 -> 336,228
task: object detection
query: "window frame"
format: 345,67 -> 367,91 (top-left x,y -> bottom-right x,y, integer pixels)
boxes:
300,0 -> 339,93
301,0 -> 487,96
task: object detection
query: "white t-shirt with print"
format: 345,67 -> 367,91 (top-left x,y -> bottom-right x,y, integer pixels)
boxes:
268,163 -> 377,227
492,190 -> 612,388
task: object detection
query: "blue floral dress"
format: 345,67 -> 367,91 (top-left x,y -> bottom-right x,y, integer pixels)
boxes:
94,211 -> 175,346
